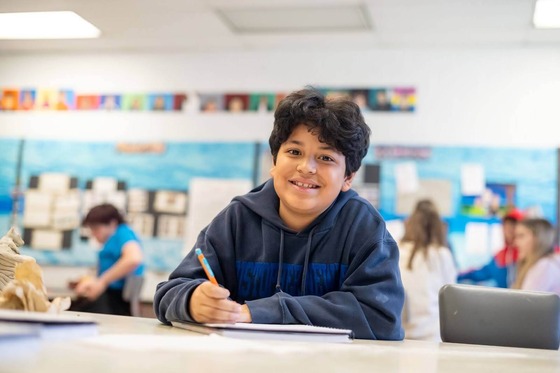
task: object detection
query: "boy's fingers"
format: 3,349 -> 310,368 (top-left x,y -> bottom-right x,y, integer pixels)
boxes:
199,282 -> 230,299
199,298 -> 241,314
196,304 -> 240,323
189,283 -> 240,324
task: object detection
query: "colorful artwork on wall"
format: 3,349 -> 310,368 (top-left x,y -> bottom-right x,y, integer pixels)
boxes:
0,86 -> 416,113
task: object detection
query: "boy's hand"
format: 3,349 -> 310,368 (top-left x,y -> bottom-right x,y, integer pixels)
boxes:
189,281 -> 241,323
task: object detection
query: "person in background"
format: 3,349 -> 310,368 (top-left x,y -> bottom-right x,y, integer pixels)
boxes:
512,218 -> 560,296
71,204 -> 144,315
457,208 -> 523,288
399,199 -> 457,341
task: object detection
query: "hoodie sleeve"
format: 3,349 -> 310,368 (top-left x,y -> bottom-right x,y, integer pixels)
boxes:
153,208 -> 236,325
245,217 -> 404,341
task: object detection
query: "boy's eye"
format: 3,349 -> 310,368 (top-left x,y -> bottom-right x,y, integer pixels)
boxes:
319,155 -> 334,162
287,149 -> 301,156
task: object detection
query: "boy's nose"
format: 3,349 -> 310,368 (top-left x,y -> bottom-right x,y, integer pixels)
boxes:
297,158 -> 317,174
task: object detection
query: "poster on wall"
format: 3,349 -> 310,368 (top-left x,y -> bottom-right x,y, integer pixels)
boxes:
224,94 -> 250,112
396,179 -> 453,216
185,178 -> 253,253
100,95 -> 122,110
390,87 -> 415,112
249,93 -> 276,112
368,89 -> 392,111
19,89 -> 36,110
394,162 -> 419,194
1,89 -> 19,111
461,163 -> 485,196
461,183 -> 517,218
199,93 -> 224,112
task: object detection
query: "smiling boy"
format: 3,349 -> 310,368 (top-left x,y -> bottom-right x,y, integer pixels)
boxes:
154,89 -> 404,340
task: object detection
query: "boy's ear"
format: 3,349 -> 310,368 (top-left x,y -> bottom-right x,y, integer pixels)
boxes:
269,156 -> 276,177
341,172 -> 356,192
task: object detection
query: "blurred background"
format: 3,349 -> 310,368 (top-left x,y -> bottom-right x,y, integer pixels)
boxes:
1,0 -> 559,316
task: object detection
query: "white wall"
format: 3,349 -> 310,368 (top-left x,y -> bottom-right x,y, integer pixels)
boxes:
1,48 -> 560,147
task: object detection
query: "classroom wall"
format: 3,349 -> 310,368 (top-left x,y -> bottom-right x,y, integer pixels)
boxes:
2,47 -> 559,300
1,47 -> 560,146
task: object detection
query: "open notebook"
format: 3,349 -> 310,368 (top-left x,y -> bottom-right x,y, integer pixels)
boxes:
171,321 -> 354,343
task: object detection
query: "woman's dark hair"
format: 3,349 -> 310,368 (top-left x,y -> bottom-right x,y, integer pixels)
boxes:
82,203 -> 125,226
269,88 -> 371,177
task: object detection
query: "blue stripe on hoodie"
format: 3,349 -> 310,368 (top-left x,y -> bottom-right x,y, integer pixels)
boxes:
235,262 -> 348,301
154,179 -> 404,340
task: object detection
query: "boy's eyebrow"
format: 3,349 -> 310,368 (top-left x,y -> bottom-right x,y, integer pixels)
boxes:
286,140 -> 337,151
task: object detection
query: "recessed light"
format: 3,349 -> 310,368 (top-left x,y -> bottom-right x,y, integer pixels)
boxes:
0,11 -> 101,39
533,0 -> 560,29
218,6 -> 371,33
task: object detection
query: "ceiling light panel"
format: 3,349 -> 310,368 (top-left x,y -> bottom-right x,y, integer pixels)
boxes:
219,5 -> 371,33
533,0 -> 560,29
0,11 -> 101,39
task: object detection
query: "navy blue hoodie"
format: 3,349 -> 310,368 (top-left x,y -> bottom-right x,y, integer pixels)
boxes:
154,179 -> 404,340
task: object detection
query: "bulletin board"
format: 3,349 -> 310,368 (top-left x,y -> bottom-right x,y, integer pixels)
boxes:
0,139 -> 256,271
364,145 -> 558,270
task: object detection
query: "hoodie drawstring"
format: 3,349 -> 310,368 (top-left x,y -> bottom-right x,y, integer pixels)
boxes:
275,226 -> 317,295
275,230 -> 285,293
300,226 -> 317,296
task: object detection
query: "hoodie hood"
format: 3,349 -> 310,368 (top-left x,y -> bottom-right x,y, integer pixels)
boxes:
233,179 -> 358,235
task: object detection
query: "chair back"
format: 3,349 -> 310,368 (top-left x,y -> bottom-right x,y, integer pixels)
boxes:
123,275 -> 144,317
439,284 -> 560,350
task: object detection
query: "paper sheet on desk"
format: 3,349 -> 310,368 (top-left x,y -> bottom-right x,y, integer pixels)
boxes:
81,334 -> 366,354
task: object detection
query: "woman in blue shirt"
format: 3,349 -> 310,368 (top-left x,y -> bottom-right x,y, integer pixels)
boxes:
72,203 -> 144,315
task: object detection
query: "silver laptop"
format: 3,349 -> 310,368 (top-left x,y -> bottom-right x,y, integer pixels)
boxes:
439,284 -> 560,350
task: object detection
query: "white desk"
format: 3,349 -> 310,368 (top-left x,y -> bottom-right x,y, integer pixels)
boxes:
1,313 -> 559,373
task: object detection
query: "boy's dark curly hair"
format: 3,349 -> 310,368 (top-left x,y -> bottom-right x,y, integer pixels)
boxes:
269,88 -> 371,177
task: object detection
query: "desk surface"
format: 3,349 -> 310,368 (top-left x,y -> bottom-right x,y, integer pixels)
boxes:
1,312 -> 559,373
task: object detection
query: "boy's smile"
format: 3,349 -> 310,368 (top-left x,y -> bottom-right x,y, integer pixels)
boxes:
288,178 -> 320,192
270,124 -> 355,231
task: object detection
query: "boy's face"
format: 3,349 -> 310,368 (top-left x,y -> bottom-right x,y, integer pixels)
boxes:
270,124 -> 354,229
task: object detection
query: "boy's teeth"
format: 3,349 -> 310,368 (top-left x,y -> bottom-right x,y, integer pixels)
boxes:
295,181 -> 316,188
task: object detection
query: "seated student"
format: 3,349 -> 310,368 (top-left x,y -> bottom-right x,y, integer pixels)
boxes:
457,208 -> 523,288
154,88 -> 404,340
71,204 -> 144,315
512,218 -> 560,296
399,200 -> 457,341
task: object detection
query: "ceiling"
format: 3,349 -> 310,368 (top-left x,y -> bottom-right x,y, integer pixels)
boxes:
0,0 -> 559,54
